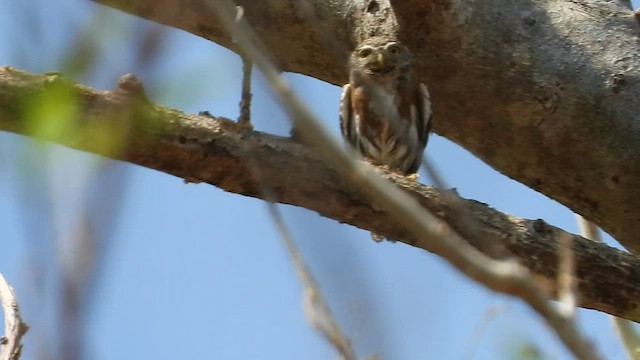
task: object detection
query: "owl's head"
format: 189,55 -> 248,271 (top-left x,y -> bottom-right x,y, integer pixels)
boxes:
350,39 -> 412,76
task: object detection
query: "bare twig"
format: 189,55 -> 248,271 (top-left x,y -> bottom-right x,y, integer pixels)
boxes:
0,274 -> 28,360
557,233 -> 577,318
291,0 -> 349,64
209,1 -> 602,358
577,216 -> 600,243
267,202 -> 356,360
58,216 -> 96,360
235,6 -> 253,129
463,304 -> 504,360
238,53 -> 253,129
420,157 -> 510,258
576,214 -> 640,360
614,320 -> 640,360
245,138 -> 356,360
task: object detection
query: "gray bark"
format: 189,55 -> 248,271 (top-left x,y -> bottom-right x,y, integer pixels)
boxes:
91,0 -> 640,253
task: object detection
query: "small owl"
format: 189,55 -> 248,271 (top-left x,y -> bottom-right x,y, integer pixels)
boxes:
340,38 -> 432,175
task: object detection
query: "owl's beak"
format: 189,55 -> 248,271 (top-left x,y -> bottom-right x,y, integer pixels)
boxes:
365,52 -> 393,75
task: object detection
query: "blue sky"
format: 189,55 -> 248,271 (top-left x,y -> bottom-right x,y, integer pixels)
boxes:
0,1 -> 637,359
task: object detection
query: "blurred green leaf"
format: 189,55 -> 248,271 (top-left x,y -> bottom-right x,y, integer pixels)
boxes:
22,76 -> 80,142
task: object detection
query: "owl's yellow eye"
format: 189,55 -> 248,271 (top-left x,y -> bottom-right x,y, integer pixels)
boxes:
387,44 -> 401,55
357,47 -> 373,58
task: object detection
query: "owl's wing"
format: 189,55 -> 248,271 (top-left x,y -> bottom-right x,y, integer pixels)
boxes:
417,83 -> 433,149
339,84 -> 353,142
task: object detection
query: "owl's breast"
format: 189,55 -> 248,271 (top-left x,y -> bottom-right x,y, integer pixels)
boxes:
350,84 -> 418,170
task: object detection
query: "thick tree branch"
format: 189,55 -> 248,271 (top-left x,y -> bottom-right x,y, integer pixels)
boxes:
2,66 -> 640,323
91,0 -> 640,254
213,3 -> 601,356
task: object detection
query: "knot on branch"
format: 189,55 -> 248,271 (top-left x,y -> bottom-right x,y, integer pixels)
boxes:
117,73 -> 147,100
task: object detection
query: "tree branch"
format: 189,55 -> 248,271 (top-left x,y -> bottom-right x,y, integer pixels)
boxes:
2,66 -> 640,323
212,3 -> 601,356
91,0 -> 640,254
0,274 -> 28,360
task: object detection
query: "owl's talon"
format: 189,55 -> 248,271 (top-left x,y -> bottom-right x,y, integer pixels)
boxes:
371,232 -> 384,242
199,110 -> 215,119
404,173 -> 419,181
237,119 -> 254,130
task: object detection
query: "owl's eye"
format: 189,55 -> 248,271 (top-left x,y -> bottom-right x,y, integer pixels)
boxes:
357,47 -> 373,58
387,44 -> 401,55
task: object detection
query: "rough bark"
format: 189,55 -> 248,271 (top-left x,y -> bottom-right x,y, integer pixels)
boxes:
0,274 -> 28,360
2,66 -> 640,322
91,0 -> 640,254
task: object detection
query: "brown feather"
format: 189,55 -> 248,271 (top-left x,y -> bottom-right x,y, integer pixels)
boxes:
340,40 -> 432,175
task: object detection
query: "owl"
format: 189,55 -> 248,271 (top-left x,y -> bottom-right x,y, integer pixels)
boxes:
340,38 -> 432,175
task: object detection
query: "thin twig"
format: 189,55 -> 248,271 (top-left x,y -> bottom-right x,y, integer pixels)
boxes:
0,274 -> 28,360
576,214 -> 640,360
209,2 -> 602,359
577,215 -> 599,242
238,53 -> 253,128
245,139 -> 356,360
233,6 -> 253,129
463,304 -> 504,360
614,320 -> 640,360
557,233 -> 576,318
267,203 -> 357,360
291,0 -> 350,64
420,157 -> 510,257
